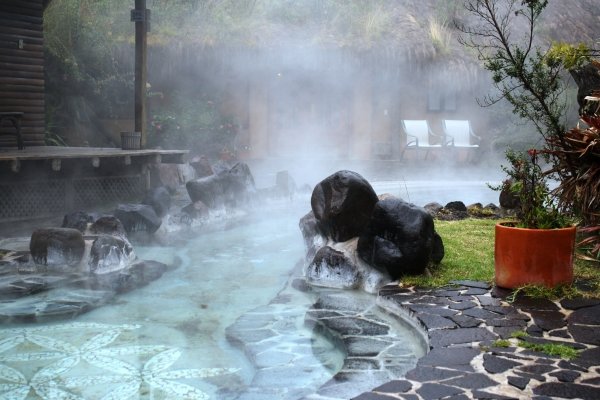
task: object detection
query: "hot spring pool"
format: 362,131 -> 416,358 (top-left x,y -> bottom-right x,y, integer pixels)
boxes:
0,179 -> 497,399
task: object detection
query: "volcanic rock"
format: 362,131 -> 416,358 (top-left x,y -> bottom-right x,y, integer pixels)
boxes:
311,170 -> 378,242
30,228 -> 85,266
357,198 -> 443,278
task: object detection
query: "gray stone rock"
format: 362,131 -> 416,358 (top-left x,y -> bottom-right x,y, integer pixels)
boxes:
186,162 -> 255,209
114,203 -> 162,234
533,382 -> 600,399
299,211 -> 326,263
306,246 -> 360,290
483,354 -> 522,374
88,235 -> 135,274
62,211 -> 93,233
30,228 -> 85,267
89,216 -> 127,237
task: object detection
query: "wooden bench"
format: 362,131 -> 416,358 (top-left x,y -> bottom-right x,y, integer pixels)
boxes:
0,112 -> 24,150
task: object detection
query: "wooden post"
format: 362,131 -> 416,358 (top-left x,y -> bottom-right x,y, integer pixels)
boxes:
133,0 -> 148,148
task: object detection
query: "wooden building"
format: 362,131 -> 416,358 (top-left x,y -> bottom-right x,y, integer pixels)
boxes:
0,0 -> 45,147
0,0 -> 187,222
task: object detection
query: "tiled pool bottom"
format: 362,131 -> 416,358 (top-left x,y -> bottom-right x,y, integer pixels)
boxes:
0,211 -> 426,400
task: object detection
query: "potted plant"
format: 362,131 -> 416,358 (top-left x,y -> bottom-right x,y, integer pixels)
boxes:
493,149 -> 576,289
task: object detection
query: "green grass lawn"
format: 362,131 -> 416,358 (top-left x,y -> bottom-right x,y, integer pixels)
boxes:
399,218 -> 600,299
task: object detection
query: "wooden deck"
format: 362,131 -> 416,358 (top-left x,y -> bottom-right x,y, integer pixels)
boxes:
0,146 -> 188,172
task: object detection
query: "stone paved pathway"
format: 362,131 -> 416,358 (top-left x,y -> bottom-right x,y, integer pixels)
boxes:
352,280 -> 600,400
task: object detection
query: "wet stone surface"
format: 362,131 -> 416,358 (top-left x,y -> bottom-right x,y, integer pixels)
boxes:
226,266 -> 426,400
353,283 -> 600,400
0,242 -> 170,323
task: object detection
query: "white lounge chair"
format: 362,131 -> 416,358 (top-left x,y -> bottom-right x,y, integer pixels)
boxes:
443,120 -> 481,148
401,120 -> 447,160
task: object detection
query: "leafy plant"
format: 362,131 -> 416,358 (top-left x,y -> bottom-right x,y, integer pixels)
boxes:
457,0 -> 570,144
492,148 -> 569,229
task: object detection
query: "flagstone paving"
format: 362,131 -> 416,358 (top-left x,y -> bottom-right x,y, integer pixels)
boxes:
351,280 -> 600,400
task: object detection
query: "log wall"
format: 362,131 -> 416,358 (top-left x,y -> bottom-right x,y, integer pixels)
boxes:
0,0 -> 45,147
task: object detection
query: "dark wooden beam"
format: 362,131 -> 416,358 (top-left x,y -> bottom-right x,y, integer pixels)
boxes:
134,0 -> 148,148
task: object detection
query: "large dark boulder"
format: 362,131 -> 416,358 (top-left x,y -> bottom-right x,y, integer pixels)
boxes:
499,179 -> 520,209
88,235 -> 135,274
30,228 -> 85,266
186,162 -> 255,209
114,204 -> 162,234
89,216 -> 127,238
311,170 -> 378,242
142,186 -> 171,217
62,211 -> 93,233
357,198 -> 444,278
306,246 -> 360,289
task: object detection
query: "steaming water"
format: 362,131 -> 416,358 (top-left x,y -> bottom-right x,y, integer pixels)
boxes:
0,179 -> 498,399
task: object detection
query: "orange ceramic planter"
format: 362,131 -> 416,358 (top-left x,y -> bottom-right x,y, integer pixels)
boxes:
494,222 -> 576,289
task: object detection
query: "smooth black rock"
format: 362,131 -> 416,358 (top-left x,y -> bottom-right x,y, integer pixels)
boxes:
114,203 -> 162,234
450,314 -> 482,328
518,364 -> 555,375
568,304 -> 600,325
507,375 -> 529,390
449,300 -> 477,311
30,228 -> 85,266
311,170 -> 378,242
351,393 -> 396,400
560,297 -> 600,310
529,310 -> 566,331
462,308 -> 500,320
572,347 -> 600,369
463,288 -> 489,296
89,216 -> 127,237
472,389 -> 519,399
499,180 -> 519,209
357,198 -> 443,277
511,295 -> 559,311
417,383 -> 463,400
533,383 -> 600,399
445,373 -> 498,389
417,314 -> 456,330
525,324 -> 544,337
477,296 -> 501,306
62,211 -> 93,232
372,380 -> 412,393
487,318 -> 527,328
549,370 -> 580,383
450,280 -> 491,290
405,365 -> 464,381
569,323 -> 600,346
416,347 -> 479,371
445,201 -> 467,212
483,354 -> 522,374
549,328 -> 571,338
406,304 -> 458,317
429,327 -> 497,347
